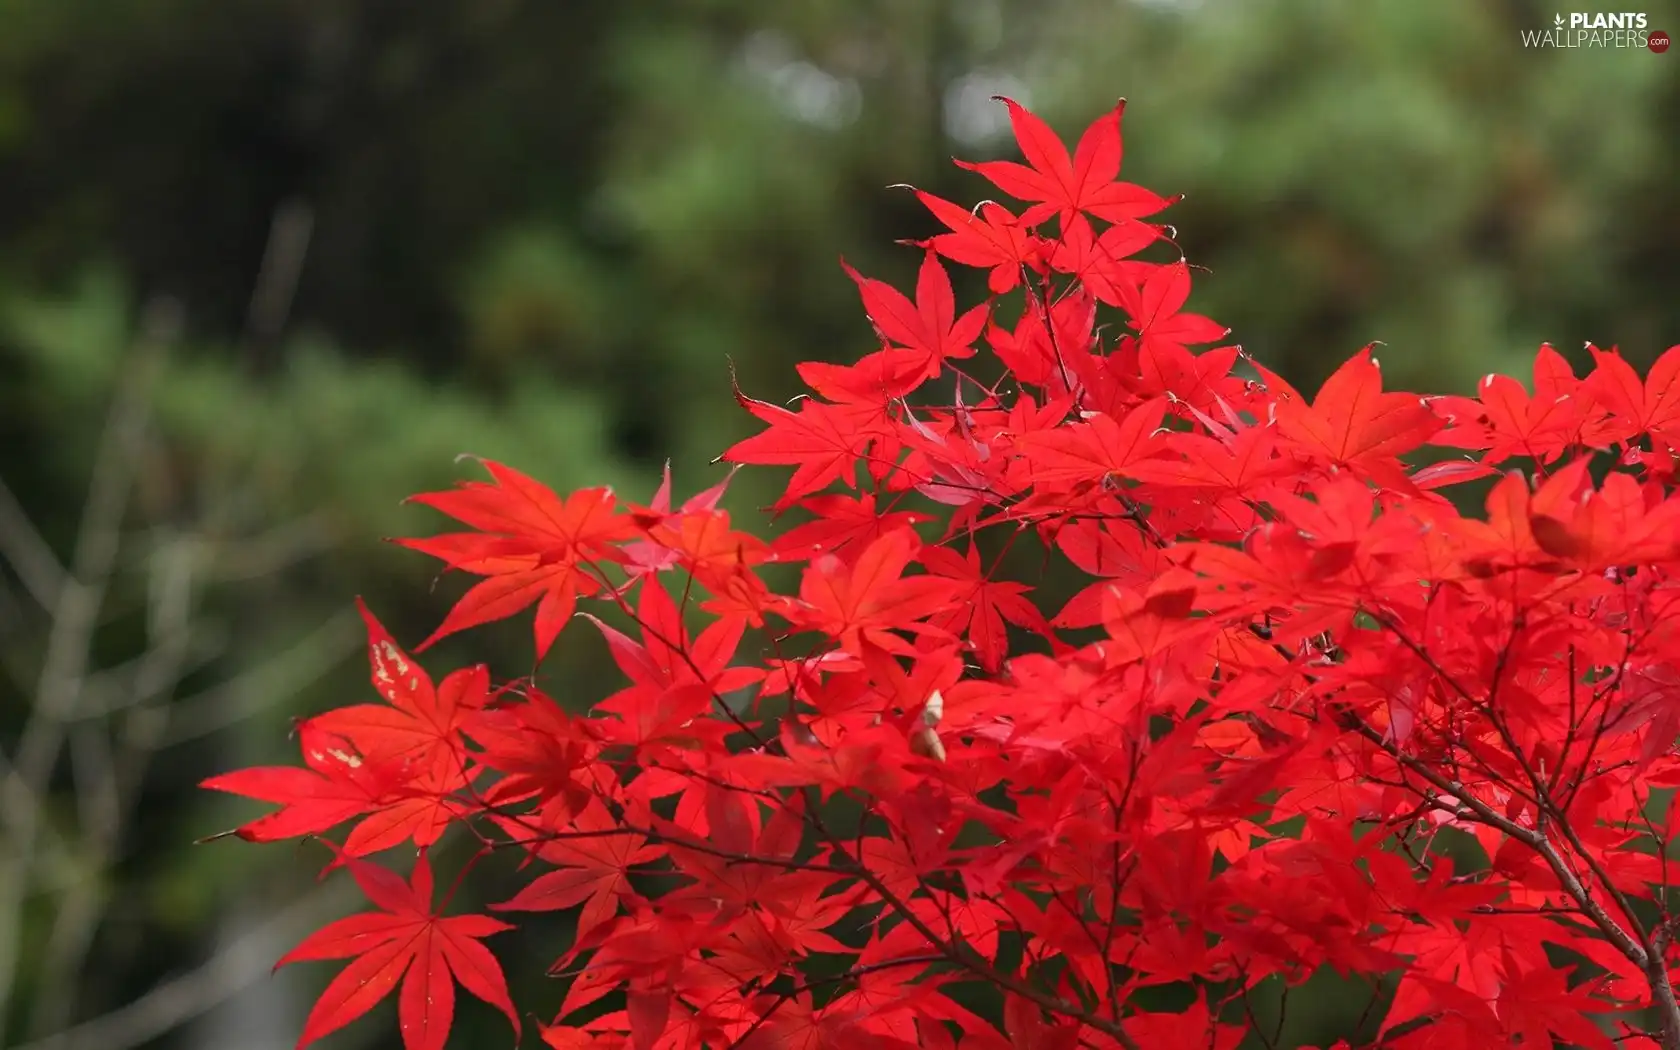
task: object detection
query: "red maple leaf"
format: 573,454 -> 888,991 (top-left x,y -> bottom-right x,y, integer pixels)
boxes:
621,462 -> 736,578
1526,457 -> 1680,568
493,800 -> 660,945
1429,344 -> 1593,464
201,606 -> 484,856
843,252 -> 988,381
400,465 -> 635,657
783,529 -> 959,656
465,684 -> 596,816
1262,347 -> 1443,489
918,541 -> 1050,672
986,289 -> 1097,392
582,578 -> 763,748
310,600 -> 485,776
1019,397 -> 1171,493
1586,342 -> 1680,446
731,722 -> 917,800
1045,214 -> 1161,307
1113,259 -> 1229,358
1493,955 -> 1616,1050
1451,469 -> 1578,585
722,385 -> 886,511
1122,999 -> 1243,1050
797,347 -> 930,406
1052,515 -> 1171,629
278,850 -> 519,1050
957,97 -> 1176,227
913,190 -> 1045,294
1099,568 -> 1212,667
200,722 -> 419,847
770,493 -> 935,563
1122,424 -> 1289,497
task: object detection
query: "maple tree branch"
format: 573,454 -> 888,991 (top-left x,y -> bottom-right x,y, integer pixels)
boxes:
1547,808 -> 1650,935
1237,976 -> 1280,1050
1370,610 -> 1658,959
1648,922 -> 1680,1050
1242,621 -> 1531,841
1339,698 -> 1653,968
723,952 -> 948,1048
1028,271 -> 1080,409
560,566 -> 1151,1050
491,777 -> 1147,1046
1560,619 -> 1649,813
1100,778 -> 1137,1024
820,838 -> 1144,1049
1349,608 -> 1543,813
1244,617 -> 1660,983
488,814 -> 859,879
1556,641 -> 1583,794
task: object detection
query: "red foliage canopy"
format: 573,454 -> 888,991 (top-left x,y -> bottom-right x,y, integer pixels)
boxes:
206,98 -> 1680,1050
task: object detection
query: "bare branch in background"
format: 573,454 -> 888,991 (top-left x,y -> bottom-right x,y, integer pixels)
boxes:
28,528 -> 200,1035
242,198 -> 314,377
0,297 -> 177,1035
9,883 -> 356,1050
0,478 -> 65,610
200,515 -> 337,584
0,196 -> 345,1048
160,604 -> 362,747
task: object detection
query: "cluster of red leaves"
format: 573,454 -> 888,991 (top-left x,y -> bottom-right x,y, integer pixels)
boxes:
205,98 -> 1680,1050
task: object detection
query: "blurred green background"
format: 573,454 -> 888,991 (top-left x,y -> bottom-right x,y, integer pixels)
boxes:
0,1 -> 1675,1048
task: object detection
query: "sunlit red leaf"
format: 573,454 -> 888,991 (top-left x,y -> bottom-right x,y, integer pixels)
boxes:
279,851 -> 518,1050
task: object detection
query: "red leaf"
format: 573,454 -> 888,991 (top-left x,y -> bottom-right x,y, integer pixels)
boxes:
1587,342 -> 1680,445
958,97 -> 1176,227
280,851 -> 518,1050
492,800 -> 659,943
843,252 -> 988,381
770,493 -> 934,563
1268,347 -> 1442,487
400,466 -> 635,656
919,541 -> 1051,672
311,600 -> 486,775
721,385 -> 885,511
914,190 -> 1045,294
1020,398 -> 1171,492
785,529 -> 960,656
202,719 -> 466,856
